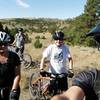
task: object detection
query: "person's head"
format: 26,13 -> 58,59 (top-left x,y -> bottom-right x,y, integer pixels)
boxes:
18,28 -> 23,33
0,31 -> 11,53
52,31 -> 64,47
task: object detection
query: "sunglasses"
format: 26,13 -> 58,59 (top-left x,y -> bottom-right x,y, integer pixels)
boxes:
0,42 -> 8,46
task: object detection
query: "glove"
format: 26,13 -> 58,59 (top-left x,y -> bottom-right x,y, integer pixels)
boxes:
40,70 -> 47,77
9,90 -> 19,100
67,70 -> 74,78
40,70 -> 51,77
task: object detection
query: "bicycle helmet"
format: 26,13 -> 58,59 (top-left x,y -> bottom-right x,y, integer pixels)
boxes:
18,28 -> 23,32
52,31 -> 64,40
0,31 -> 11,44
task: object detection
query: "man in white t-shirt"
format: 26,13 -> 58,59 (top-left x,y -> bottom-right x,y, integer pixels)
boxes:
40,31 -> 73,94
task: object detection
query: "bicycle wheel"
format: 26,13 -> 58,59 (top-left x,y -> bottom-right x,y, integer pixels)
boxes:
29,73 -> 39,100
29,72 -> 46,100
21,53 -> 32,69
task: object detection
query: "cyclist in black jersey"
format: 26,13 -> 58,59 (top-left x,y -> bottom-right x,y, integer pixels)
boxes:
0,31 -> 21,100
51,68 -> 100,100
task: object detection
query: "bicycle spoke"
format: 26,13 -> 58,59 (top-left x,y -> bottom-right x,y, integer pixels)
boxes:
29,72 -> 52,100
29,73 -> 40,99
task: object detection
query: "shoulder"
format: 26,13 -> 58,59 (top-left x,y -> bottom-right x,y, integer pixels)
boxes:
46,44 -> 54,49
62,44 -> 69,51
64,44 -> 69,48
8,51 -> 19,58
8,51 -> 21,65
43,44 -> 54,54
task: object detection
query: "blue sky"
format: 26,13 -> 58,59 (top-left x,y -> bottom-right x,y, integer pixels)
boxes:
0,0 -> 86,19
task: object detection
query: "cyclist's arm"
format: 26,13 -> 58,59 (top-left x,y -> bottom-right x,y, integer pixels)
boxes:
40,56 -> 46,70
11,64 -> 21,91
12,34 -> 17,46
63,86 -> 85,100
66,45 -> 73,71
51,86 -> 85,100
12,40 -> 15,45
68,57 -> 73,70
12,38 -> 16,46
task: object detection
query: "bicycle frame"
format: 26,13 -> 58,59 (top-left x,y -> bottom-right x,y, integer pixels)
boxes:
29,71 -> 69,100
29,75 -> 51,100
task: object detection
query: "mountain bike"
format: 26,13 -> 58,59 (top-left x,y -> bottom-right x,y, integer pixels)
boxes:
8,45 -> 32,69
29,70 -> 74,100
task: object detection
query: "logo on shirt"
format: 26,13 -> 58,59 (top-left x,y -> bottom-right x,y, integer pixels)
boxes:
54,52 -> 63,62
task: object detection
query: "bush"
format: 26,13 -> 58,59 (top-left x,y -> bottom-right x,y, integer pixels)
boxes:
35,35 -> 40,39
41,36 -> 46,39
34,39 -> 42,48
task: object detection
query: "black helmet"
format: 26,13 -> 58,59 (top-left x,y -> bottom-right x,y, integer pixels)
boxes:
18,28 -> 23,32
52,31 -> 64,40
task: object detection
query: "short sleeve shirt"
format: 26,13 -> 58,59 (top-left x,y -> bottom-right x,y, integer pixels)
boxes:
43,44 -> 71,74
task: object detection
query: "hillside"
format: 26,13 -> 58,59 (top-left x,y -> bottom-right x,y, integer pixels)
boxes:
19,32 -> 100,100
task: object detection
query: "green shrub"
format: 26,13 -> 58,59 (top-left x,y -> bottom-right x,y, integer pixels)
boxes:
41,36 -> 46,39
35,35 -> 40,39
34,39 -> 42,48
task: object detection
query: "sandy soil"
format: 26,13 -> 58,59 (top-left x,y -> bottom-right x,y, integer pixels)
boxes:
19,32 -> 100,100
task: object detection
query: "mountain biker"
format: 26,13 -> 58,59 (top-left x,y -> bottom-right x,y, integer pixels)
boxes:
40,31 -> 73,95
13,28 -> 25,57
51,68 -> 100,100
0,31 -> 21,100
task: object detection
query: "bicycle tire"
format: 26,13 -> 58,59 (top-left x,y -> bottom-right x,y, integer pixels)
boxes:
29,72 -> 51,100
21,53 -> 32,69
29,73 -> 39,100
29,72 -> 45,100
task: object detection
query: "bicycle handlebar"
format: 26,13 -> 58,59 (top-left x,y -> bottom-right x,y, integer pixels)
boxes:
40,70 -> 74,78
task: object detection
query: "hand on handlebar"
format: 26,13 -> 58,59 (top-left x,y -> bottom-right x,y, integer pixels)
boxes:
67,70 -> 74,78
40,70 -> 51,77
40,69 -> 47,77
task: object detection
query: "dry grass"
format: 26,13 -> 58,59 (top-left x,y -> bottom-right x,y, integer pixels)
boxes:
19,32 -> 100,100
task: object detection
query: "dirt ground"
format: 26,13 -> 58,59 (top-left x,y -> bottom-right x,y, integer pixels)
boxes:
19,33 -> 100,100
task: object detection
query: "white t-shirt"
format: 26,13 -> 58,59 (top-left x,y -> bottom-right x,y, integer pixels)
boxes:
43,44 -> 71,74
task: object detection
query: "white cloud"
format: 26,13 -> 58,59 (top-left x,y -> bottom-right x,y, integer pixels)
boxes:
16,0 -> 30,8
